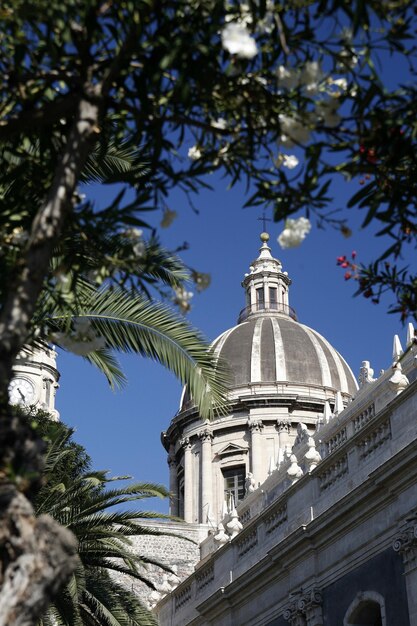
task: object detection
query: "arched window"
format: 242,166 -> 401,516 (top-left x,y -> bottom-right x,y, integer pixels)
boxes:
344,591 -> 386,626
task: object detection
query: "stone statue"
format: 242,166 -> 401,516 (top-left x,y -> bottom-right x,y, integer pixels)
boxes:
245,472 -> 256,494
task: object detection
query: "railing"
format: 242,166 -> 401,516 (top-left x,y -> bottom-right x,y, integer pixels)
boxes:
237,302 -> 297,323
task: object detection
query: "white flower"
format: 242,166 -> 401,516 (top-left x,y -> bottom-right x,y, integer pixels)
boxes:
327,77 -> 348,97
123,227 -> 143,239
188,145 -> 202,161
221,23 -> 258,60
224,3 -> 253,27
122,227 -> 145,257
282,154 -> 299,170
160,208 -> 177,228
316,100 -> 341,128
277,66 -> 298,90
211,118 -> 227,130
133,241 -> 146,257
277,217 -> 311,249
173,287 -> 194,314
300,61 -> 323,93
9,227 -> 29,246
337,49 -> 358,72
279,114 -> 310,147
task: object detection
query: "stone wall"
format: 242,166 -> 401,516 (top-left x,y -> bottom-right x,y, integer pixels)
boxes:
112,520 -> 208,610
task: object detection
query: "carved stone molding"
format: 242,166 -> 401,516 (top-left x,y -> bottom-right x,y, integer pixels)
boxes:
248,418 -> 264,432
180,436 -> 192,450
393,514 -> 417,572
198,428 -> 213,443
277,419 -> 291,434
283,588 -> 323,626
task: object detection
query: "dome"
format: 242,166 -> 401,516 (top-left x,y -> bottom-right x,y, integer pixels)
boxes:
212,316 -> 357,395
179,234 -> 358,412
167,234 -> 359,526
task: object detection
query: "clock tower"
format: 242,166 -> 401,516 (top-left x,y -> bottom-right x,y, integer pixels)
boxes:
9,342 -> 60,419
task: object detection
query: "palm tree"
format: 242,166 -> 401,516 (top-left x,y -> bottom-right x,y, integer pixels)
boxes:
5,138 -> 229,420
34,415 -> 174,626
38,276 -> 228,421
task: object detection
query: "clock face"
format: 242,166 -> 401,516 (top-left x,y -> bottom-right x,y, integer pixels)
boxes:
8,378 -> 36,406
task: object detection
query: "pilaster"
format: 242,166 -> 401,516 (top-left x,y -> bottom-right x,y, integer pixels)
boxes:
181,437 -> 193,523
248,418 -> 264,487
393,513 -> 417,625
199,428 -> 213,524
168,448 -> 178,516
283,589 -> 323,626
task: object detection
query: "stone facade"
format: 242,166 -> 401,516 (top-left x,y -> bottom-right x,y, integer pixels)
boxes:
152,235 -> 417,625
156,338 -> 417,624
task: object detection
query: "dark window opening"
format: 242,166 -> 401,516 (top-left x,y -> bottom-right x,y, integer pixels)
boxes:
349,600 -> 383,626
223,466 -> 246,507
269,287 -> 277,309
256,288 -> 265,310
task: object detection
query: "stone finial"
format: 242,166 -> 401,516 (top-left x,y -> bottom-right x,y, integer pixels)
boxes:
323,400 -> 333,424
333,391 -> 344,416
276,447 -> 285,469
304,437 -> 322,472
205,504 -> 215,526
158,574 -> 173,595
221,499 -> 229,520
167,571 -> 181,589
358,360 -> 376,387
284,444 -> 292,461
149,589 -> 162,608
393,334 -> 404,361
287,454 -> 303,484
214,522 -> 229,546
226,505 -> 243,539
407,322 -> 416,346
245,472 -> 256,494
389,361 -> 409,396
268,456 -> 276,476
294,422 -> 309,447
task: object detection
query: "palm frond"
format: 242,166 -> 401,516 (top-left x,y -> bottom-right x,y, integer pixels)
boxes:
49,287 -> 229,419
81,140 -> 150,186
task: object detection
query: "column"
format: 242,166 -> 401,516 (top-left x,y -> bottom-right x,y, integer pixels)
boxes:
199,428 -> 213,524
168,447 -> 178,516
277,419 -> 291,448
248,419 -> 263,487
393,517 -> 417,626
181,437 -> 193,523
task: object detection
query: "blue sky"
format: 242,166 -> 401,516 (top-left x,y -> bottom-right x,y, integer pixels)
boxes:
55,169 -> 413,514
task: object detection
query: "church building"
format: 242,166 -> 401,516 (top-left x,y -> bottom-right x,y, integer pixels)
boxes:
154,233 -> 417,626
9,234 -> 417,625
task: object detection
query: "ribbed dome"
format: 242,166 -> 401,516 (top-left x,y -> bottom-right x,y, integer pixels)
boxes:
212,315 -> 357,395
178,234 -> 358,413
